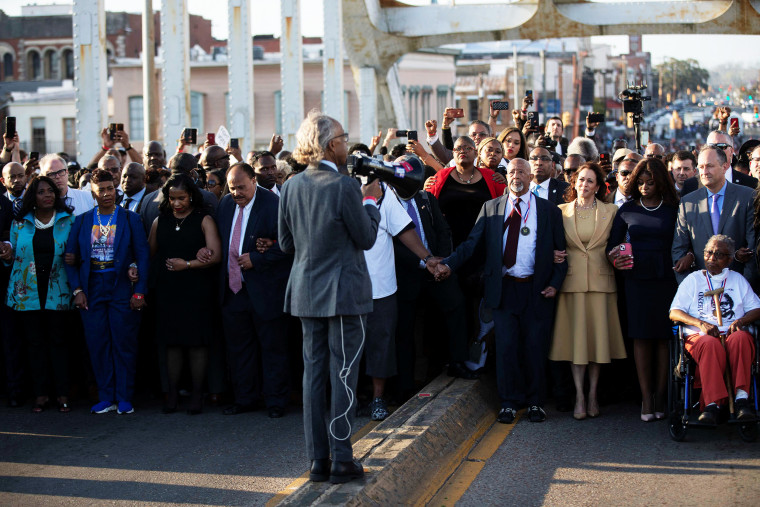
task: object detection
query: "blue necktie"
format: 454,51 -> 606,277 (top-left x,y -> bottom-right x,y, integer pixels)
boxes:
710,194 -> 720,235
403,200 -> 422,239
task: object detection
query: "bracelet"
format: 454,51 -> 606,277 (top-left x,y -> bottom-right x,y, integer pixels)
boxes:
72,289 -> 83,297
363,196 -> 378,204
102,145 -> 109,151
186,260 -> 191,270
123,144 -> 132,151
132,294 -> 144,300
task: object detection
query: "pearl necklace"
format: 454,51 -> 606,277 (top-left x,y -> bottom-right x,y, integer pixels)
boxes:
640,198 -> 663,212
575,198 -> 596,219
34,215 -> 55,229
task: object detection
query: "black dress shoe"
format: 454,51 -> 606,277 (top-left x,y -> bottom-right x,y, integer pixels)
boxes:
268,406 -> 285,418
309,459 -> 331,482
497,408 -> 517,424
528,405 -> 547,423
329,458 -> 364,484
447,362 -> 479,380
223,403 -> 257,415
698,404 -> 718,426
735,399 -> 756,421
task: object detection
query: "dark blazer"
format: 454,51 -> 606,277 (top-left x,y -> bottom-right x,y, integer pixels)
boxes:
0,193 -> 11,242
672,182 -> 756,282
139,186 -> 218,234
64,206 -> 151,296
541,179 -> 570,206
393,191 -> 451,276
681,170 -> 757,196
444,194 -> 567,310
217,190 -> 292,320
278,162 -> 380,317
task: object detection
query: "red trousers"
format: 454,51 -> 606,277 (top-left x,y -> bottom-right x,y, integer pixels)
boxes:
685,330 -> 755,407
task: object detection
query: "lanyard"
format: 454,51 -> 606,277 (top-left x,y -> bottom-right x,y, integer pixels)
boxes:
703,270 -> 727,312
511,195 -> 531,226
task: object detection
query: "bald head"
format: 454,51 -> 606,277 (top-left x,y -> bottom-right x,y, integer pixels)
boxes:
143,140 -> 166,171
200,145 -> 230,172
644,143 -> 665,159
98,155 -> 122,182
121,162 -> 146,197
564,154 -> 585,174
1,162 -> 27,197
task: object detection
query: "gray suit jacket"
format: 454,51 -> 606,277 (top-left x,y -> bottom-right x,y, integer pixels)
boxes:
672,182 -> 756,283
444,194 -> 567,310
278,162 -> 381,317
139,186 -> 218,234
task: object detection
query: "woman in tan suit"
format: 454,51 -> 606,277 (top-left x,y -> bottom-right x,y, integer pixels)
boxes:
550,163 -> 626,420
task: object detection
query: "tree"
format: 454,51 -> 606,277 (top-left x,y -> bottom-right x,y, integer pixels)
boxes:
655,58 -> 710,102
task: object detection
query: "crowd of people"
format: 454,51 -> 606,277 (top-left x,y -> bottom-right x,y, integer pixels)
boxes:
1,98 -> 759,482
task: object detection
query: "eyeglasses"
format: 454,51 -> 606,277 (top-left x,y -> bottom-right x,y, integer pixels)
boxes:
707,143 -> 730,151
330,132 -> 349,142
529,156 -> 552,162
453,146 -> 475,153
206,181 -> 219,188
704,249 -> 730,260
645,153 -> 663,159
46,168 -> 68,178
618,171 -> 632,177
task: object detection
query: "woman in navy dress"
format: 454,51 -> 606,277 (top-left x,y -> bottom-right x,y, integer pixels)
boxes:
607,158 -> 680,422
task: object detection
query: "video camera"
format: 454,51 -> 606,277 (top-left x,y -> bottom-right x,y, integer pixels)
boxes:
619,83 -> 651,116
347,153 -> 424,200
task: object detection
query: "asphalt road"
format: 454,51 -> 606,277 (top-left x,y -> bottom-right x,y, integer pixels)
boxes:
457,402 -> 760,506
0,397 -> 368,506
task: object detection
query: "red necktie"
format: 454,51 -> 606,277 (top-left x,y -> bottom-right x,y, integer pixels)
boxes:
503,199 -> 521,269
228,206 -> 244,293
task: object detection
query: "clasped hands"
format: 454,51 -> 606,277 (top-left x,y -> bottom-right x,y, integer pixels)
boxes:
425,256 -> 451,281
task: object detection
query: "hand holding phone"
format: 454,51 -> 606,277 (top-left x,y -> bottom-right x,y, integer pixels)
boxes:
614,243 -> 634,270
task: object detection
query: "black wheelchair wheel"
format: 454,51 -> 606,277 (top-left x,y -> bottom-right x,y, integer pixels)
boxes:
669,413 -> 688,442
739,421 -> 758,443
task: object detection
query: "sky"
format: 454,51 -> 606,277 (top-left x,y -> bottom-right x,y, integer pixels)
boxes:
4,0 -> 759,71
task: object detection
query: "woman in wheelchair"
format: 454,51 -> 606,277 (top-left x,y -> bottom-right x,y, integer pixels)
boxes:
669,235 -> 759,425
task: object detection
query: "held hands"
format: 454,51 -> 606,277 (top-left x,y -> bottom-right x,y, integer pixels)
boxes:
74,292 -> 88,311
127,266 -> 139,283
64,253 -> 78,266
541,286 -> 557,298
425,257 -> 451,281
196,247 -> 214,264
237,253 -> 252,271
0,243 -> 13,261
255,238 -> 274,254
425,120 -> 437,138
130,294 -> 146,311
553,250 -> 567,264
166,258 -> 189,271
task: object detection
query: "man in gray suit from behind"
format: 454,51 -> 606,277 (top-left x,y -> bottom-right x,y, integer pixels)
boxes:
672,146 -> 756,284
278,110 -> 381,484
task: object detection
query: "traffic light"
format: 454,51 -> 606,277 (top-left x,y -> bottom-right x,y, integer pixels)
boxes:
726,95 -> 730,101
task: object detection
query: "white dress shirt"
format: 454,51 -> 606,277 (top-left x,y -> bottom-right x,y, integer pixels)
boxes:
229,191 -> 256,256
122,187 -> 146,212
259,183 -> 280,196
613,189 -> 630,208
63,188 -> 96,216
529,179 -> 551,201
502,192 -> 537,278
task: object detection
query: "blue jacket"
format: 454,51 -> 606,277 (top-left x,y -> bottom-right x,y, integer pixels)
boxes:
64,206 -> 150,297
6,211 -> 74,311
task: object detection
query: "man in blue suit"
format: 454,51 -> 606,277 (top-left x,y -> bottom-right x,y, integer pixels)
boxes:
217,162 -> 293,418
65,169 -> 150,415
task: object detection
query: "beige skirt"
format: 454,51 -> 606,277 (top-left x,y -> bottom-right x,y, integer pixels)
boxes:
550,292 -> 626,365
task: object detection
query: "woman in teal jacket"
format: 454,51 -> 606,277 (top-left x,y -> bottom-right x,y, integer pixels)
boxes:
0,176 -> 75,412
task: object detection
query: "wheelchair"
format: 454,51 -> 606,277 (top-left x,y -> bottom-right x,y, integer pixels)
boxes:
667,324 -> 760,442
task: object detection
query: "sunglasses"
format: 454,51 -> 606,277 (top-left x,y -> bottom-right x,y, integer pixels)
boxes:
618,171 -> 632,177
529,156 -> 552,162
707,143 -> 730,150
645,153 -> 663,159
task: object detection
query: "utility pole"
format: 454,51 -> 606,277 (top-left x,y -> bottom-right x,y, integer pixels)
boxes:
142,0 -> 157,143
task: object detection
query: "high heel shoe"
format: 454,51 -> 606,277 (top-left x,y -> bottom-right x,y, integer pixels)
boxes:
573,397 -> 586,420
587,399 -> 600,418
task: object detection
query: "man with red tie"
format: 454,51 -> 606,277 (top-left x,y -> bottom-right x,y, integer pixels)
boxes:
217,163 -> 292,418
432,158 -> 567,424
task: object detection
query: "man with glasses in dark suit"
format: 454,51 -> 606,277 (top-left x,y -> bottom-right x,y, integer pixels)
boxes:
681,131 -> 758,196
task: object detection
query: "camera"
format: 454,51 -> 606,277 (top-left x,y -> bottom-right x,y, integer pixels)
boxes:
619,83 -> 651,116
347,153 -> 424,200
395,130 -> 418,142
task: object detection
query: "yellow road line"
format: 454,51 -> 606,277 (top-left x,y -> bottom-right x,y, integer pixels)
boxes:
427,410 -> 522,506
0,431 -> 84,439
265,420 -> 379,507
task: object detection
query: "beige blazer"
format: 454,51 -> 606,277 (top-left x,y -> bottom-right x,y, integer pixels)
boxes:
558,200 -> 617,293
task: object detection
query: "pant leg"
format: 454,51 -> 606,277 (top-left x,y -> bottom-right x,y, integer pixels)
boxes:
254,315 -> 290,409
221,288 -> 258,405
81,274 -> 115,403
726,330 -> 755,395
523,292 -> 554,407
109,279 -> 141,403
491,279 -> 527,409
685,334 -> 728,406
328,314 -> 365,462
1,302 -> 25,397
428,274 -> 469,364
395,288 -> 421,401
301,316 -> 330,461
20,310 -> 50,397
